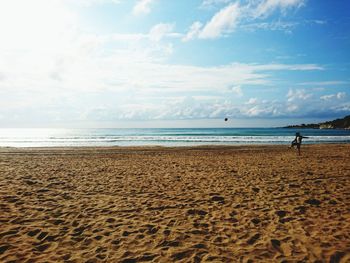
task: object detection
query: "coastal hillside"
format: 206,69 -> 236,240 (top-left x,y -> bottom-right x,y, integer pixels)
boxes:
285,115 -> 350,129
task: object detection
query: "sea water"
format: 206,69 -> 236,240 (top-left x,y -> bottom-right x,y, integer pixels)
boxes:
0,128 -> 350,147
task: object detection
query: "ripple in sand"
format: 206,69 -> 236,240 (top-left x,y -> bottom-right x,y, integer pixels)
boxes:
305,198 -> 322,206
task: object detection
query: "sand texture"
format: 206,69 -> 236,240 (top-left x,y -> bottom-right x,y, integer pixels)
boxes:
0,144 -> 349,262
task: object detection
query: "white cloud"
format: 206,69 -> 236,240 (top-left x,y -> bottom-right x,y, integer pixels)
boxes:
246,105 -> 266,117
200,0 -> 231,9
320,92 -> 346,101
311,20 -> 327,25
287,89 -> 312,102
241,21 -> 299,34
242,99 -> 283,117
246,98 -> 258,104
229,85 -> 243,97
0,1 -> 320,96
287,104 -> 298,112
199,2 -> 241,39
185,0 -> 306,40
182,22 -> 203,41
256,63 -> 323,71
320,94 -> 334,101
149,23 -> 175,42
73,91 -> 350,121
0,0 -> 337,124
64,0 -> 122,6
0,71 -> 5,81
337,92 -> 346,99
103,23 -> 181,43
133,0 -> 155,16
0,29 -> 324,97
299,81 -> 349,86
108,33 -> 147,42
253,0 -> 305,18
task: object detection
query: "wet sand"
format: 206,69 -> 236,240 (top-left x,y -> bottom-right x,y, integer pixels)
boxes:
0,144 -> 349,262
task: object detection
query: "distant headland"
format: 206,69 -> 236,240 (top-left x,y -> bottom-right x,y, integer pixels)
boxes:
284,115 -> 350,129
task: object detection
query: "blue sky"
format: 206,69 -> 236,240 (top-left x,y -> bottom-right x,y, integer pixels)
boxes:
0,0 -> 349,127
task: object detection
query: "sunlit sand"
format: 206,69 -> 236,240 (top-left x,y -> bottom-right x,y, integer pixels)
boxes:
0,144 -> 349,262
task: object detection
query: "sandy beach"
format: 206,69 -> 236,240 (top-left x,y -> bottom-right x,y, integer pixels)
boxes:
0,144 -> 349,262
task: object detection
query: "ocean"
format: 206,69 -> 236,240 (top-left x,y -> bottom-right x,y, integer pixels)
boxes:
0,128 -> 350,147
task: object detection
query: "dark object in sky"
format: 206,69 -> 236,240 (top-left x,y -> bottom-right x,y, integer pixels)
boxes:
224,118 -> 228,121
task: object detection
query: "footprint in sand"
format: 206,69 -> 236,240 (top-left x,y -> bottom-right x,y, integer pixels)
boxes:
0,245 -> 11,255
171,250 -> 194,261
210,195 -> 225,204
27,229 -> 40,237
251,218 -> 261,225
329,251 -> 346,263
34,243 -> 51,252
163,229 -> 171,236
157,240 -> 180,248
247,233 -> 260,245
187,209 -> 208,216
294,205 -> 307,214
305,198 -> 321,206
275,210 -> 287,218
37,231 -> 48,240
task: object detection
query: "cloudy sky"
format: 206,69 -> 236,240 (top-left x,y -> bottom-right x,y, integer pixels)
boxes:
0,0 -> 349,128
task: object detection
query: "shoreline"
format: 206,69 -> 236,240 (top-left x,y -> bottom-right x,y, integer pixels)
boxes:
1,127 -> 349,149
0,142 -> 349,150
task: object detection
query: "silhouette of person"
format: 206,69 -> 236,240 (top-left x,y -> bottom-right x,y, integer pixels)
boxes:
290,132 -> 308,156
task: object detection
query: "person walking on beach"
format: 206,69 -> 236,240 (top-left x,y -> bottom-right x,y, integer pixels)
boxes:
290,132 -> 308,156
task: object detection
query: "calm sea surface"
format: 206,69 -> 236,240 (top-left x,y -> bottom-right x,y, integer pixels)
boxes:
0,128 -> 350,147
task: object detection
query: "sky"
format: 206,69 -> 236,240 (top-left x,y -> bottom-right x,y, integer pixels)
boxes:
0,0 -> 349,128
